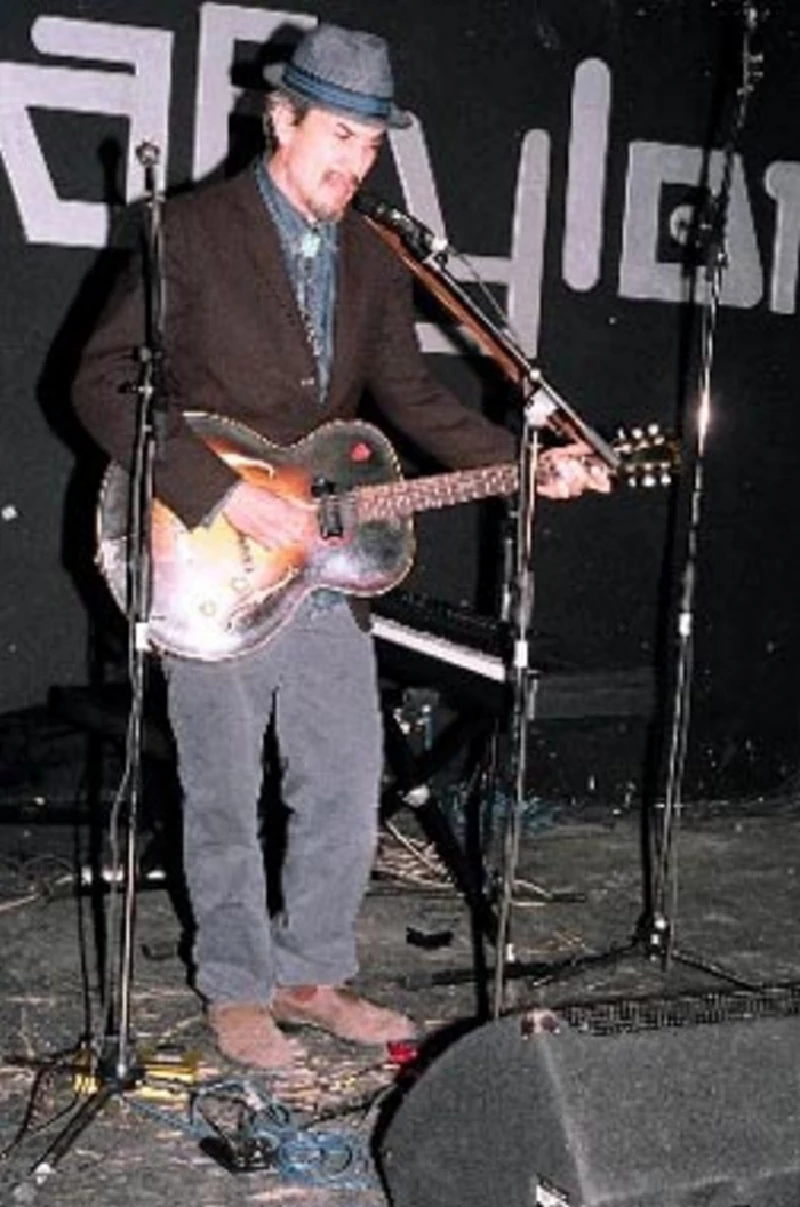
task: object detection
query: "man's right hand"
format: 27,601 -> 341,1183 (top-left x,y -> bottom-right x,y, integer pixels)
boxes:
223,480 -> 315,551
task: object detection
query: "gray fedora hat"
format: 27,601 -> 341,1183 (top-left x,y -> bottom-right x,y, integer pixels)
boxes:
263,23 -> 411,129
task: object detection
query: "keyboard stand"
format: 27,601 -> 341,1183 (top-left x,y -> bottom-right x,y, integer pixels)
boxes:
380,692 -> 502,944
378,686 -> 588,946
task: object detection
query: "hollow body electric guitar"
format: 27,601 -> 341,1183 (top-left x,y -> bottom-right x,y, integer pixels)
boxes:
97,413 -> 677,662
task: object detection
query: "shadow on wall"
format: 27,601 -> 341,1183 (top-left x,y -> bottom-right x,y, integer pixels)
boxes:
34,21 -> 308,685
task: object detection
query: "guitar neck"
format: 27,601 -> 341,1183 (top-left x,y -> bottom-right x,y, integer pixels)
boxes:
349,423 -> 677,523
355,463 -> 518,522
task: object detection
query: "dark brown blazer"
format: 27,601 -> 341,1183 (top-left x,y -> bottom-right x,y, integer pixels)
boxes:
73,166 -> 516,529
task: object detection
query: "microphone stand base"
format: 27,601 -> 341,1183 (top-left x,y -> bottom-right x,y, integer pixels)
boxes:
22,1037 -> 201,1191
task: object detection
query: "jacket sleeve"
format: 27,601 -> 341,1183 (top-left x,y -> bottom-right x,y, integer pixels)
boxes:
71,205 -> 239,529
363,245 -> 517,469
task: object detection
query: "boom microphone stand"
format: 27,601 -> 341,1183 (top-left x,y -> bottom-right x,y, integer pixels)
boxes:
356,198 -> 619,1011
25,141 -> 169,1188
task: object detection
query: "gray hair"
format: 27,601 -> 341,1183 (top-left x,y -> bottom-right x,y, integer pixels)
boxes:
262,91 -> 313,154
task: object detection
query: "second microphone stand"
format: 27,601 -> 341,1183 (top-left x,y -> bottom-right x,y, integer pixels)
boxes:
26,143 -> 170,1190
642,0 -> 764,984
360,211 -> 619,1012
491,382 -> 557,1018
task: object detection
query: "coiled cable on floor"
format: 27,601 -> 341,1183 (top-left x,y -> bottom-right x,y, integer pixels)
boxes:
129,1075 -> 380,1190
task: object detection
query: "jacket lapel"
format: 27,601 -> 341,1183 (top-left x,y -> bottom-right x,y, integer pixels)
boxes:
226,171 -> 368,414
326,212 -> 367,410
228,169 -> 317,375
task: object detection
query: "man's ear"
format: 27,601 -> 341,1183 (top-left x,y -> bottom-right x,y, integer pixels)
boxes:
270,96 -> 297,148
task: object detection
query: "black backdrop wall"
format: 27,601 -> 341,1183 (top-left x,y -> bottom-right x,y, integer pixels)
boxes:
1,0 -> 799,799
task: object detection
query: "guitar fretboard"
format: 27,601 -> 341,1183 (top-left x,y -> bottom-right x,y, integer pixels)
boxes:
354,464 -> 518,522
350,427 -> 677,523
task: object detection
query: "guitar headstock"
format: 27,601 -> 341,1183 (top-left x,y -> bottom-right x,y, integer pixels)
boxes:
614,423 -> 680,489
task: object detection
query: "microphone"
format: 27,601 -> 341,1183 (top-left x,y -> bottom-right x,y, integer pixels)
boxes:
136,141 -> 162,207
135,140 -> 161,168
355,193 -> 449,256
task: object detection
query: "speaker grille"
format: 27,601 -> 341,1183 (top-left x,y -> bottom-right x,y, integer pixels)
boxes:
551,982 -> 800,1035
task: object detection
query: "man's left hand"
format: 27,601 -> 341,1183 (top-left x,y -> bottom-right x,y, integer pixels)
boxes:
537,443 -> 613,499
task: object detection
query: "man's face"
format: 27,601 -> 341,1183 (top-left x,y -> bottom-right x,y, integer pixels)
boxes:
269,103 -> 385,223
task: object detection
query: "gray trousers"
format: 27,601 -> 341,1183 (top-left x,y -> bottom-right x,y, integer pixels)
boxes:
162,601 -> 383,1005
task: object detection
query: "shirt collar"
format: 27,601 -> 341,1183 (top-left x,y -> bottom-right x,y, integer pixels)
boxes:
256,158 -> 336,253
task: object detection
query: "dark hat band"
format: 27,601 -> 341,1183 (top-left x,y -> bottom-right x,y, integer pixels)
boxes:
282,62 -> 392,122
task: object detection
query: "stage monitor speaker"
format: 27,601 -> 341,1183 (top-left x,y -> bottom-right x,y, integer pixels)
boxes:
379,996 -> 800,1207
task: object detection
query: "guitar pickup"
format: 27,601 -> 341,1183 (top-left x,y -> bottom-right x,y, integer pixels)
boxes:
312,476 -> 344,539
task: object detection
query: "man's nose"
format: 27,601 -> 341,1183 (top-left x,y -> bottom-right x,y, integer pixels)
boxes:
341,141 -> 376,180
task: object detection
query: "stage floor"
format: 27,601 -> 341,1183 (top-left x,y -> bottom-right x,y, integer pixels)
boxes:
1,724 -> 799,1205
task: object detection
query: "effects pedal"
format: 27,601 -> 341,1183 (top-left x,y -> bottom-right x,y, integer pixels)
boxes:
72,1042 -> 201,1101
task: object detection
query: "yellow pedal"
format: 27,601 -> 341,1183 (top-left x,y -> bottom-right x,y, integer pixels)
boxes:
71,1045 -> 202,1101
72,1054 -> 100,1097
138,1047 -> 202,1101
